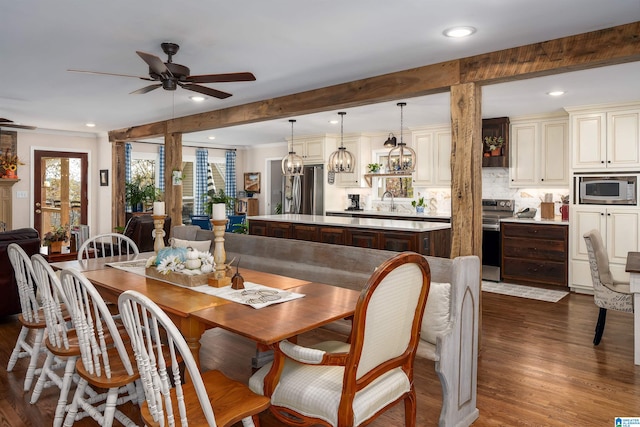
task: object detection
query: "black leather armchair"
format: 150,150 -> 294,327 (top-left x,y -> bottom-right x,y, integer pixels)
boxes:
0,228 -> 41,317
123,214 -> 172,253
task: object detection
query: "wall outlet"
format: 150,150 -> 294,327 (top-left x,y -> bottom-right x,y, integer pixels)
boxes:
16,191 -> 28,199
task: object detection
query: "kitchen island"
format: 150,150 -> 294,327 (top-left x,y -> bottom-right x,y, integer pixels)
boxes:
326,209 -> 451,223
247,214 -> 451,257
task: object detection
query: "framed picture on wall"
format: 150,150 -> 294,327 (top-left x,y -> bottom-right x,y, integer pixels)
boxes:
244,172 -> 261,194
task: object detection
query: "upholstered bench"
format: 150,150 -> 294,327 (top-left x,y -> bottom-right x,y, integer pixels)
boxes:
171,226 -> 480,427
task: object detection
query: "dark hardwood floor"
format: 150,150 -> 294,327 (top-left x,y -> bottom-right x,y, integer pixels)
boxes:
0,290 -> 637,426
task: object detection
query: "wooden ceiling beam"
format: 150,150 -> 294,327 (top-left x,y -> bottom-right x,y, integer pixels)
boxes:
108,21 -> 640,142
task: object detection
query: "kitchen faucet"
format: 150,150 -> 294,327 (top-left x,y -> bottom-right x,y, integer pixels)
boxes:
381,191 -> 396,211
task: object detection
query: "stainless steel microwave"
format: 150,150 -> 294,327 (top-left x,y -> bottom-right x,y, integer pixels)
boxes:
577,175 -> 637,205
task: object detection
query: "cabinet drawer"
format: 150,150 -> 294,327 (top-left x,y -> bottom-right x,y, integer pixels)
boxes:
502,258 -> 566,285
502,223 -> 567,240
292,224 -> 318,242
502,237 -> 567,261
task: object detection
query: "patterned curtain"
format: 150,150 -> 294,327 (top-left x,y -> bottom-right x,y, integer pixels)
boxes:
125,142 -> 132,212
158,145 -> 165,193
225,150 -> 236,215
195,148 -> 208,215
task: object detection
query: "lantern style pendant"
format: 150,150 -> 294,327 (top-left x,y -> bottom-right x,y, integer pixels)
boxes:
328,112 -> 355,173
387,102 -> 416,173
281,119 -> 304,176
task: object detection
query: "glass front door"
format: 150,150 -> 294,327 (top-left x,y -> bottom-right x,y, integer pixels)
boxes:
34,151 -> 88,246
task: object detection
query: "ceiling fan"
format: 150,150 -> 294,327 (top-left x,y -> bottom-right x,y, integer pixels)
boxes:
69,42 -> 256,99
0,118 -> 37,130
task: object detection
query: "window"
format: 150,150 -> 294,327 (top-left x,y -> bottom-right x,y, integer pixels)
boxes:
375,152 -> 414,199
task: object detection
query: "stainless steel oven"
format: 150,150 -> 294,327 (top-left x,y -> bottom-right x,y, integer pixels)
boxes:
482,199 -> 514,282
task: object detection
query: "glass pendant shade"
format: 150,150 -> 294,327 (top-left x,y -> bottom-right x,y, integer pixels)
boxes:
328,112 -> 355,173
387,102 -> 416,173
282,119 -> 304,176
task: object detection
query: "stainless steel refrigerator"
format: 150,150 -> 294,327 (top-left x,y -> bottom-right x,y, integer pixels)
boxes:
287,165 -> 324,215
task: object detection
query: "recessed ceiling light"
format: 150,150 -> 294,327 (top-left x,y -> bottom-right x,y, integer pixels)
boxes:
208,136 -> 216,140
85,123 -> 96,127
190,96 -> 205,102
443,26 -> 477,38
329,120 -> 339,125
547,91 -> 566,97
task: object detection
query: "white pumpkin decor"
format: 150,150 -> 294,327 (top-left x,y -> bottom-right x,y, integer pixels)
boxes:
200,263 -> 214,274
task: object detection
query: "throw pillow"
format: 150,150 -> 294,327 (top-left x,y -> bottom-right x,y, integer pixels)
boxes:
170,238 -> 212,253
420,281 -> 451,345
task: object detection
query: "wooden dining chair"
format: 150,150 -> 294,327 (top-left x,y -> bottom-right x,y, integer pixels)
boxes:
249,252 -> 431,427
77,233 -> 139,261
30,254 -> 96,427
59,267 -> 142,427
6,243 -> 48,391
118,289 -> 271,427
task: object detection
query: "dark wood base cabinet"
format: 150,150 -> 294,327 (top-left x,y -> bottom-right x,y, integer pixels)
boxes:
501,222 -> 568,288
249,220 -> 451,257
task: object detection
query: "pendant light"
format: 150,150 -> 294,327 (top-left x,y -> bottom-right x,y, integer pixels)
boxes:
328,112 -> 355,173
387,102 -> 416,173
282,119 -> 303,176
383,133 -> 397,147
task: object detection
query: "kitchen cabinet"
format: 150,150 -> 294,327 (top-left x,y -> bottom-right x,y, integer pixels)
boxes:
482,117 -> 510,168
248,218 -> 451,257
509,116 -> 568,187
501,222 -> 568,287
292,137 -> 325,164
411,126 -> 451,187
570,105 -> 640,170
569,205 -> 640,292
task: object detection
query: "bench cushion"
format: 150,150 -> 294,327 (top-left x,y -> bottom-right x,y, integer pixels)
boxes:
421,281 -> 451,345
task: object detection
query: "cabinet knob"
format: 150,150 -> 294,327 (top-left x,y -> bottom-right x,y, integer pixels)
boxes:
601,160 -> 605,163
607,160 -> 611,163
607,213 -> 611,216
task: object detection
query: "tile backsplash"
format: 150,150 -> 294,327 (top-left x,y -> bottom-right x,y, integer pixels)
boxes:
366,167 -> 569,218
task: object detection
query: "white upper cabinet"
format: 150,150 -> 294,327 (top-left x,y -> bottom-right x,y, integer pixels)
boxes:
509,116 -> 568,187
570,104 -> 640,170
292,137 -> 325,164
411,126 -> 451,187
335,135 -> 370,188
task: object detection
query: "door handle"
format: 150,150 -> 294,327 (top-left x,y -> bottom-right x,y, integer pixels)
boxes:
35,209 -> 41,214
35,202 -> 41,207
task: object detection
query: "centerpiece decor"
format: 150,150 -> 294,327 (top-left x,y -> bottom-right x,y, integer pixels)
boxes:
412,196 -> 426,213
484,136 -> 504,156
145,246 -> 215,287
208,219 -> 232,287
152,201 -> 166,253
43,224 -> 69,253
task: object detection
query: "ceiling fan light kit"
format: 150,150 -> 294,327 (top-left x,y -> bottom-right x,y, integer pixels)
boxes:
387,102 -> 416,173
70,42 -> 256,99
282,119 -> 304,176
328,112 -> 355,174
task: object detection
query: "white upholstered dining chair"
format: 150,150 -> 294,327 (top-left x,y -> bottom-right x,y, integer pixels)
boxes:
583,229 -> 634,345
6,243 -> 48,391
249,252 -> 431,427
59,268 -> 141,427
117,289 -> 271,427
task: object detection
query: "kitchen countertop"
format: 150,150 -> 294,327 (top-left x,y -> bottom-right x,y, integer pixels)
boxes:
247,214 -> 451,232
500,216 -> 569,226
325,210 -> 451,221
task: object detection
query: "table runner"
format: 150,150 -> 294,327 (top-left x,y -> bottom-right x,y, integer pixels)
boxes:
106,259 -> 305,309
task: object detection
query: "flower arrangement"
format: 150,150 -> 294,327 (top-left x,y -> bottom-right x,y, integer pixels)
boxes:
43,224 -> 69,246
483,136 -> 504,151
146,248 -> 214,276
0,150 -> 25,175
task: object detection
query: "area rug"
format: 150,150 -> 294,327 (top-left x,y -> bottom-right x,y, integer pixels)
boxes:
481,281 -> 569,303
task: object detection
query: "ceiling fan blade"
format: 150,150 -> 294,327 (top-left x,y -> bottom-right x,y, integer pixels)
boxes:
179,83 -> 232,99
187,72 -> 256,84
130,84 -> 162,95
136,51 -> 171,77
0,123 -> 37,130
67,69 -> 155,81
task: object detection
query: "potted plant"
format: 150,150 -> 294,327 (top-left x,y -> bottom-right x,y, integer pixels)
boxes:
411,196 -> 426,213
126,181 -> 160,212
367,163 -> 382,173
43,224 -> 69,253
204,189 -> 234,220
483,136 -> 504,156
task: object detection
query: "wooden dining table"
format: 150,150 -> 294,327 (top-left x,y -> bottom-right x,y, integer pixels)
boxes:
625,251 -> 640,365
50,255 -> 361,367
